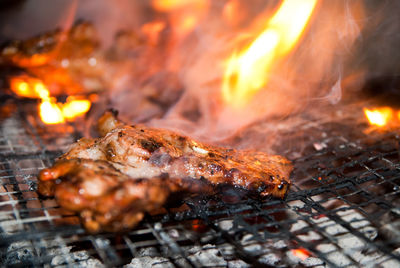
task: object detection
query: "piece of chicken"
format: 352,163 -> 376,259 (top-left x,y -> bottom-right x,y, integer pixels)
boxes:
38,158 -> 213,232
38,110 -> 292,232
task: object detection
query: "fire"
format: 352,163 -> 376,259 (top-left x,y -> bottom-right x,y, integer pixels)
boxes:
61,98 -> 91,120
40,101 -> 64,124
222,0 -> 318,108
152,0 -> 207,12
291,248 -> 311,260
141,20 -> 166,45
10,76 -> 91,124
363,107 -> 393,127
151,0 -> 209,38
10,77 -> 48,99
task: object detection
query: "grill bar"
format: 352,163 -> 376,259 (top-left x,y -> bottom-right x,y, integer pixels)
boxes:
0,99 -> 400,267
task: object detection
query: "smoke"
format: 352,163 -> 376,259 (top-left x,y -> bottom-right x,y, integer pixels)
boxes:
3,0 -> 400,144
146,0 -> 370,142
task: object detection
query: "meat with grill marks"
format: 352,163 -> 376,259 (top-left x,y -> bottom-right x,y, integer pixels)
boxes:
38,110 -> 292,232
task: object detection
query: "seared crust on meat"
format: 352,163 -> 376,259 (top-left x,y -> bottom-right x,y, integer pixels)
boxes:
38,111 -> 292,232
39,158 -> 212,232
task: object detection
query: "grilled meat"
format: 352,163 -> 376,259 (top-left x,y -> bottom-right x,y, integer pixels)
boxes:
38,110 -> 292,232
1,22 -> 109,95
39,158 -> 213,232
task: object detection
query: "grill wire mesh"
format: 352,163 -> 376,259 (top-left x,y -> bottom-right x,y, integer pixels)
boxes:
0,99 -> 400,267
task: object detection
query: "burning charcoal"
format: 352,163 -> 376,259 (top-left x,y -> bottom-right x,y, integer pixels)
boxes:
379,248 -> 400,267
4,242 -> 35,266
298,257 -> 325,267
228,260 -> 250,268
218,219 -> 233,231
125,256 -> 173,268
377,208 -> 400,246
181,244 -> 226,267
258,253 -> 280,266
51,250 -> 103,267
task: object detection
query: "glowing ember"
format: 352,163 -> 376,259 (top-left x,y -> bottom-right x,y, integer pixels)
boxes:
10,76 -> 91,124
291,248 -> 311,260
222,0 -> 318,108
363,107 -> 393,127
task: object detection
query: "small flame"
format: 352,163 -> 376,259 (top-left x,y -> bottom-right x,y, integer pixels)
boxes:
152,0 -> 207,12
291,248 -> 311,260
10,76 -> 91,124
61,98 -> 91,120
152,0 -> 209,38
40,100 -> 65,124
222,0 -> 318,108
141,20 -> 166,45
223,0 -> 242,27
364,107 -> 392,127
10,77 -> 48,99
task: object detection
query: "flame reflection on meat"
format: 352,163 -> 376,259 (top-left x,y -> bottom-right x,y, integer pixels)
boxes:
10,76 -> 91,124
363,107 -> 392,127
222,0 -> 318,108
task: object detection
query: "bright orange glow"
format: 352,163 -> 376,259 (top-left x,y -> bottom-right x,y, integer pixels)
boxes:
152,0 -> 208,38
291,248 -> 311,260
61,98 -> 91,119
152,0 -> 206,12
40,100 -> 65,124
364,107 -> 393,127
10,77 -> 91,124
222,0 -> 318,108
179,15 -> 197,35
10,77 -> 48,99
223,0 -> 245,27
141,20 -> 166,45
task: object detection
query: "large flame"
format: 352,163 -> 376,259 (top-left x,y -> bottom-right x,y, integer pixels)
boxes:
10,76 -> 91,124
222,0 -> 318,108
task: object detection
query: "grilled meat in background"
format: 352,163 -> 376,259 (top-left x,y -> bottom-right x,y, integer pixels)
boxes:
38,110 -> 292,233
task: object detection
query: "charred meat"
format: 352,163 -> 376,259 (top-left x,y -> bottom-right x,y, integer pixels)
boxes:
38,111 -> 292,232
38,158 -> 213,233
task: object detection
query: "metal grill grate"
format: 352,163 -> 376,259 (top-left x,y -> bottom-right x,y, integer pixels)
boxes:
0,100 -> 400,267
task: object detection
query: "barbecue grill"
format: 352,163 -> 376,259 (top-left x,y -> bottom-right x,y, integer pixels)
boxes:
1,95 -> 399,267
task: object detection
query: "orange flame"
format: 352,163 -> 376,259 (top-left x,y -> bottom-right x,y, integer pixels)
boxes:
364,107 -> 393,127
222,0 -> 318,108
141,20 -> 166,45
152,0 -> 209,38
291,248 -> 311,260
10,76 -> 91,124
152,0 -> 207,12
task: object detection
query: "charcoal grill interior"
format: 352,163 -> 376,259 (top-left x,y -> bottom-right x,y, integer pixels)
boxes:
0,96 -> 399,267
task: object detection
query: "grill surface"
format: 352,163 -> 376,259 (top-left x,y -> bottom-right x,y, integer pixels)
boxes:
0,98 -> 400,267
